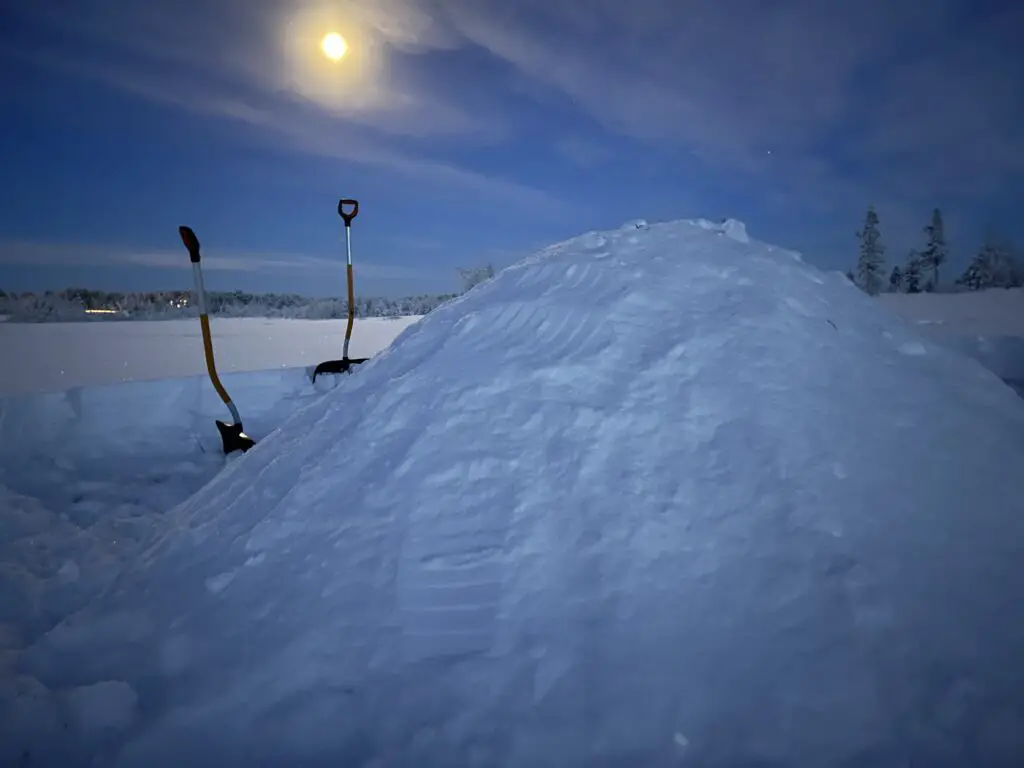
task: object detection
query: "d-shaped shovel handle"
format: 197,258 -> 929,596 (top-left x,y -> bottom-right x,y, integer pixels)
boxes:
179,225 -> 201,263
338,198 -> 359,227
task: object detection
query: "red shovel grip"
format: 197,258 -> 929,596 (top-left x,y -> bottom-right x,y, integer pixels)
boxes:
179,225 -> 201,263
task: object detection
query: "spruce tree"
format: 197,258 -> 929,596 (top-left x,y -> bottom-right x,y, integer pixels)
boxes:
855,205 -> 886,295
920,208 -> 948,288
957,233 -> 1017,290
956,245 -> 994,291
458,264 -> 496,292
987,240 -> 1021,287
889,265 -> 903,293
903,250 -> 923,293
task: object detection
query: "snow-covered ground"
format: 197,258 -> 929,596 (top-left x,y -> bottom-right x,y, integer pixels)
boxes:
3,219 -> 1024,766
1,317 -> 417,764
879,289 -> 1024,393
878,287 -> 1024,337
0,316 -> 420,396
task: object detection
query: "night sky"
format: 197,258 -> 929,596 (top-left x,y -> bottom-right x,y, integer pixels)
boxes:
1,0 -> 1022,297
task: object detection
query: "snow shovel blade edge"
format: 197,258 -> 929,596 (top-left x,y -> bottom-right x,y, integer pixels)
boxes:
311,357 -> 369,381
216,419 -> 256,454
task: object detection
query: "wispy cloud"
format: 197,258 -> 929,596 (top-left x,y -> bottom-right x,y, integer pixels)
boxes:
0,239 -> 428,280
4,0 -> 1023,249
423,0 -> 1022,202
856,3 -> 1024,199
1,1 -> 573,216
5,1 -> 481,136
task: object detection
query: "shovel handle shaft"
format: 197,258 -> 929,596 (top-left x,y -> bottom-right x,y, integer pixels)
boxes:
344,262 -> 355,359
200,314 -> 235,415
178,224 -> 245,435
338,198 -> 359,226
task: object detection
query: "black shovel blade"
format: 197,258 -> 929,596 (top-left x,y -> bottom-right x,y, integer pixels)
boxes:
216,419 -> 256,454
311,357 -> 369,381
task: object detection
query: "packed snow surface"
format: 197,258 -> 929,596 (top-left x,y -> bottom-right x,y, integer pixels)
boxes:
12,218 -> 1024,766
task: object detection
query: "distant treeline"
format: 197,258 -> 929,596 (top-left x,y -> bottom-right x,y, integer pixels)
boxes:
852,206 -> 1023,295
0,266 -> 498,323
0,288 -> 461,322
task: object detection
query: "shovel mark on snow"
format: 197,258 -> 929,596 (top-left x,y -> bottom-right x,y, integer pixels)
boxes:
533,308 -> 613,363
564,261 -> 597,292
397,557 -> 505,660
417,546 -> 503,570
397,496 -> 508,662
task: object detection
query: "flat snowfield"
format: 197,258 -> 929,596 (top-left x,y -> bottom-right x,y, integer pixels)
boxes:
0,316 -> 421,395
877,287 -> 1024,336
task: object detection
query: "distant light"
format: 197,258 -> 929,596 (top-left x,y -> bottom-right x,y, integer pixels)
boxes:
320,32 -> 348,61
85,308 -> 118,314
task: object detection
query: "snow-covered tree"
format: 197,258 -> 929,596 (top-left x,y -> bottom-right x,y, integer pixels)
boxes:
919,208 -> 948,288
956,249 -> 994,291
889,266 -> 903,293
902,251 -> 923,294
457,264 -> 496,293
988,242 -> 1023,288
855,205 -> 886,295
956,234 -> 1021,291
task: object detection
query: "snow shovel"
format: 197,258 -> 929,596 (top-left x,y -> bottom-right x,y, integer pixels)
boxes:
178,225 -> 255,455
311,198 -> 370,382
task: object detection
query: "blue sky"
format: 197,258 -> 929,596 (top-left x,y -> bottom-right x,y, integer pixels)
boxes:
1,0 -> 1022,297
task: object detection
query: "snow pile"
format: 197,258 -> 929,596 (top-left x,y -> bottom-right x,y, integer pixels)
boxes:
15,218 -> 1024,766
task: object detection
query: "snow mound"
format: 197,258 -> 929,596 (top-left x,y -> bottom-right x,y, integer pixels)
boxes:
23,218 -> 1024,766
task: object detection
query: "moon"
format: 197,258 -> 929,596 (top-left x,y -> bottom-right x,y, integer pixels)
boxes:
320,32 -> 348,61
